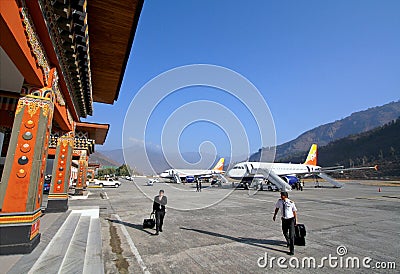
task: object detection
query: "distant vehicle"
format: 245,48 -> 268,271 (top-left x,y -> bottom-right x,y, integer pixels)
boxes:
95,178 -> 121,188
265,181 -> 278,191
147,178 -> 159,185
125,176 -> 134,181
210,178 -> 219,185
43,175 -> 51,193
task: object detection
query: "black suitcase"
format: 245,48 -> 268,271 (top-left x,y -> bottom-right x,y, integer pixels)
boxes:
294,224 -> 306,246
143,213 -> 155,229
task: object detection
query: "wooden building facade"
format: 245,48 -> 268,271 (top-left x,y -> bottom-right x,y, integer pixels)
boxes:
0,0 -> 143,254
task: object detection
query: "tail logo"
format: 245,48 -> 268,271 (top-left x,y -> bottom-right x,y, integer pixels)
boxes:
304,144 -> 318,166
213,158 -> 225,171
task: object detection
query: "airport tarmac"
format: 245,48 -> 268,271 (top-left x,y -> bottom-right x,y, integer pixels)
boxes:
97,178 -> 399,273
1,178 -> 398,273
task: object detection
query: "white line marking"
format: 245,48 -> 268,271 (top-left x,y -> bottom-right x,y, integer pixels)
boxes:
114,214 -> 150,274
104,192 -> 109,200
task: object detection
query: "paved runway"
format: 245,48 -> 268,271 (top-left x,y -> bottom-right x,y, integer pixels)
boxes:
1,178 -> 398,273
94,178 -> 399,273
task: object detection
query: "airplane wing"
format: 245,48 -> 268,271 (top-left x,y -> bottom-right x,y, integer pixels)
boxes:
320,165 -> 378,173
313,165 -> 377,187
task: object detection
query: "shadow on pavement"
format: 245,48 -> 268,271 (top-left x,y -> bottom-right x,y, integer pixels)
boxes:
180,227 -> 287,254
107,218 -> 154,235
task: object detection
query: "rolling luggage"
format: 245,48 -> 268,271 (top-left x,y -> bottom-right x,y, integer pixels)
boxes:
143,213 -> 155,229
294,224 -> 306,246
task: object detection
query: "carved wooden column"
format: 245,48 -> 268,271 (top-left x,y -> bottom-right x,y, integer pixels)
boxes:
74,150 -> 88,195
0,90 -> 54,254
46,131 -> 74,212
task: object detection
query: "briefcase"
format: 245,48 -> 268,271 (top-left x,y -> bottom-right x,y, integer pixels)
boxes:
143,213 -> 155,229
294,224 -> 306,246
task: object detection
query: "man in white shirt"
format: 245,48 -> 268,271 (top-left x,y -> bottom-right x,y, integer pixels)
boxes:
273,191 -> 298,255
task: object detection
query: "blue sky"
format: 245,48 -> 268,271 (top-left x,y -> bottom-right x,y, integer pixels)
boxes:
84,0 -> 400,159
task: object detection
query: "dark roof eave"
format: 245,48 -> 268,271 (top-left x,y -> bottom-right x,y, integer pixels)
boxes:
112,0 -> 144,102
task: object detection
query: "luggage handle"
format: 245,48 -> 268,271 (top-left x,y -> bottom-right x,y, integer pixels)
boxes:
150,212 -> 155,219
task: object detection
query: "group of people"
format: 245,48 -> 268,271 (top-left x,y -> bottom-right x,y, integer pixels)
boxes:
294,180 -> 304,191
195,178 -> 202,192
151,189 -> 299,255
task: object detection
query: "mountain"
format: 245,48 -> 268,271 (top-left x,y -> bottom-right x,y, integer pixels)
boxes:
250,100 -> 400,161
97,146 -> 225,175
279,118 -> 400,178
89,151 -> 121,167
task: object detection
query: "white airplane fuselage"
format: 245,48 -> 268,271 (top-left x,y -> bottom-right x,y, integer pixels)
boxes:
160,168 -> 224,179
227,162 -> 321,180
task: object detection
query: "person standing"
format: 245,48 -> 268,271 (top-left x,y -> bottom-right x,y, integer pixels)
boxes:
152,189 -> 167,235
196,178 -> 200,192
273,191 -> 298,255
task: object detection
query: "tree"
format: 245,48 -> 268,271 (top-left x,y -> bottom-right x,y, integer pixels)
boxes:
97,167 -> 116,178
116,164 -> 131,176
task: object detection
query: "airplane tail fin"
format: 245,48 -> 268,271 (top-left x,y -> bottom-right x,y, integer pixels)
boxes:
212,158 -> 225,171
304,144 -> 317,166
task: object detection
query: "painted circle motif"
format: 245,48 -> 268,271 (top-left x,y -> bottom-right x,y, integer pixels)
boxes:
25,120 -> 35,129
20,143 -> 31,153
22,131 -> 33,140
17,169 -> 27,178
18,156 -> 29,165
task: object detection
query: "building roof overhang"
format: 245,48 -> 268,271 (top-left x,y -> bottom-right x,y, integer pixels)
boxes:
87,0 -> 144,104
76,121 -> 109,145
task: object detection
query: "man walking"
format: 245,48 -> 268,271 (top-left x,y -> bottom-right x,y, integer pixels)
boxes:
273,191 -> 297,255
152,189 -> 167,235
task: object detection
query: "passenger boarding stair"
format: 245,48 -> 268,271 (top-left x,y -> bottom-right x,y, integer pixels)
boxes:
216,173 -> 229,186
318,173 -> 343,188
255,169 -> 292,191
173,173 -> 182,184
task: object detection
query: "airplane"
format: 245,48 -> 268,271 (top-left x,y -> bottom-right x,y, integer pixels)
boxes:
160,158 -> 225,183
226,144 -> 378,191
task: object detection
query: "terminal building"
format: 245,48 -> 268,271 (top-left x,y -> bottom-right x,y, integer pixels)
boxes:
0,0 -> 143,254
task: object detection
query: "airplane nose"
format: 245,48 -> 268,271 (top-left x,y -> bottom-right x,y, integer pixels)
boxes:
226,169 -> 235,178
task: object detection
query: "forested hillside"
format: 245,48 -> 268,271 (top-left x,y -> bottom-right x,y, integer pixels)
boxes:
279,118 -> 400,179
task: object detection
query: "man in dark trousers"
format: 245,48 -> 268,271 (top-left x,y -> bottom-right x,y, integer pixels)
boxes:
152,189 -> 167,235
273,191 -> 298,255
